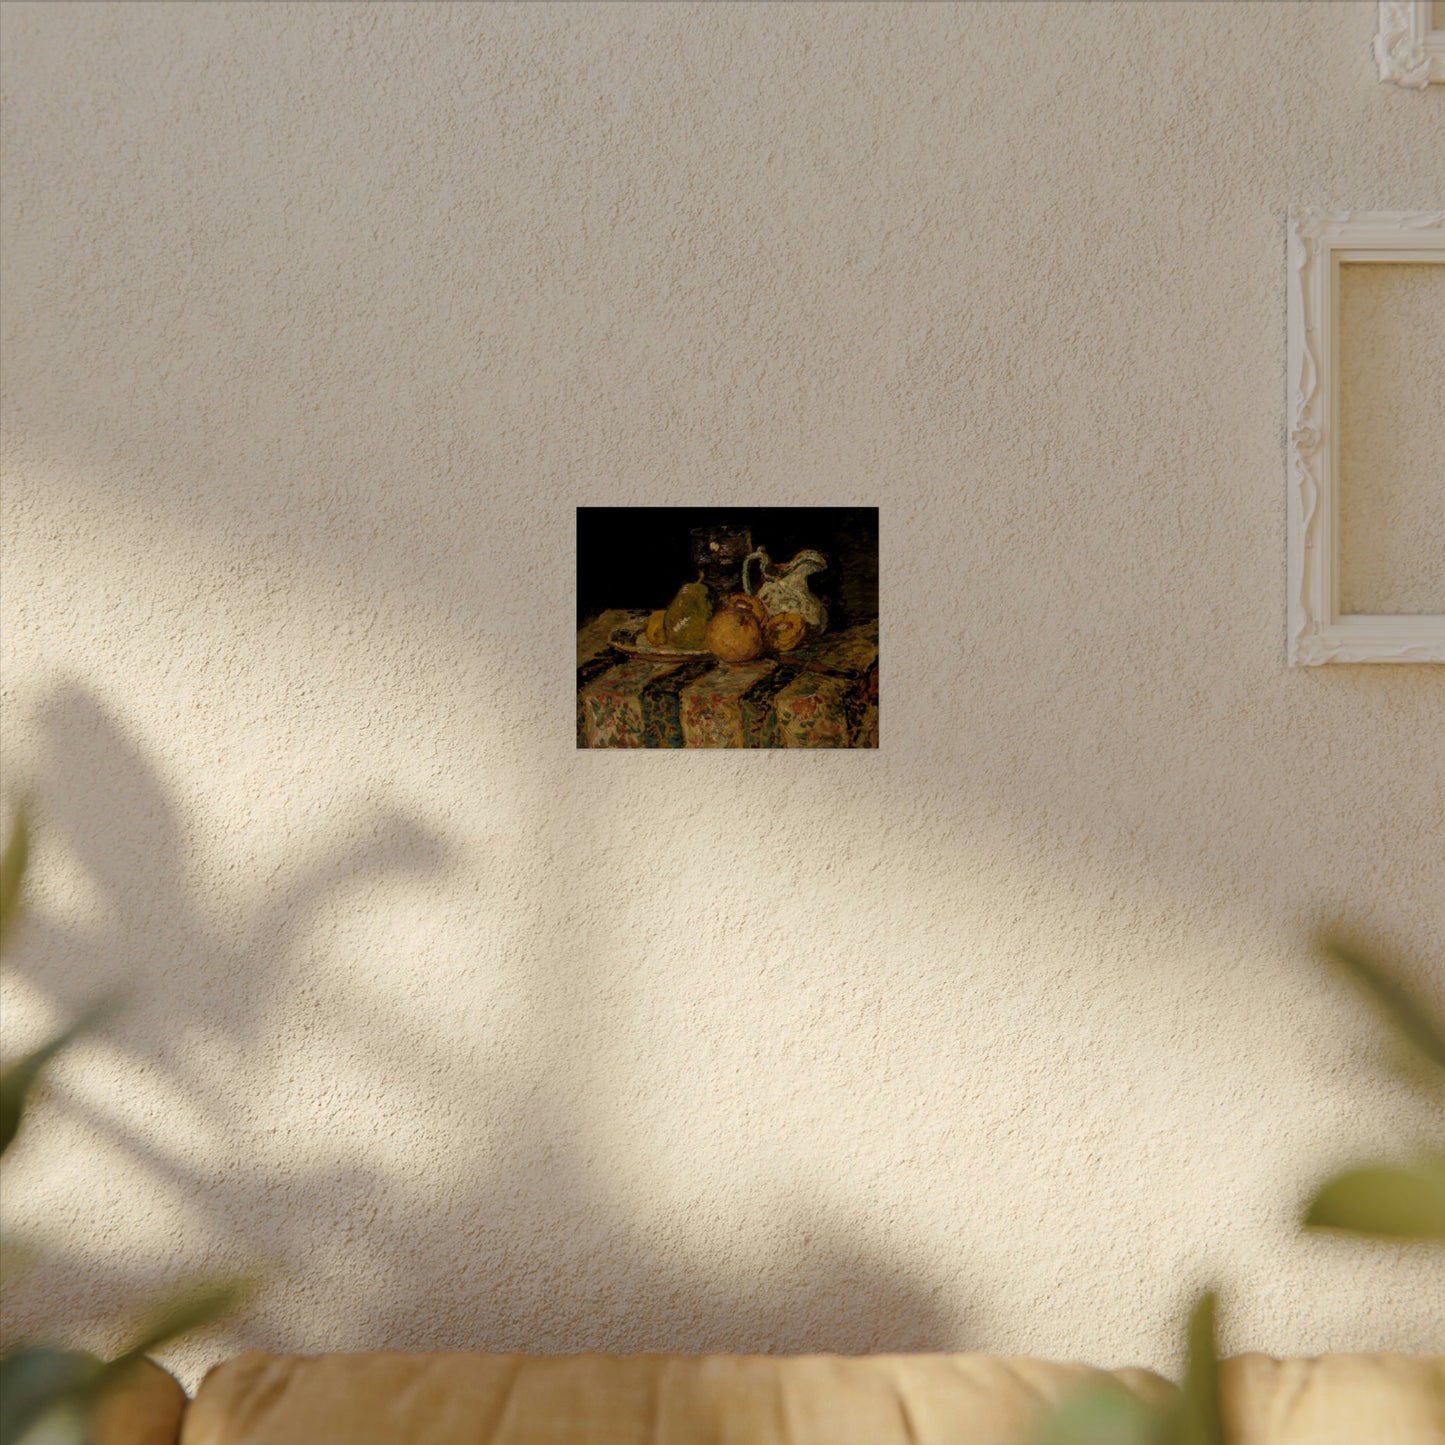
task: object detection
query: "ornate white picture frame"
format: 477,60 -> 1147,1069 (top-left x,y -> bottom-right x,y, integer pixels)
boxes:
1376,1 -> 1445,87
1287,208 -> 1445,665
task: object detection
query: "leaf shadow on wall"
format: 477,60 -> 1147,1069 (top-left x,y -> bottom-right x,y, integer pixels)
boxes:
1,680 -> 970,1363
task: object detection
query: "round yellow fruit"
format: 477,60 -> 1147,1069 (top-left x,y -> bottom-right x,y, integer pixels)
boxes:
706,607 -> 766,663
721,593 -> 769,628
645,609 -> 667,647
767,612 -> 807,653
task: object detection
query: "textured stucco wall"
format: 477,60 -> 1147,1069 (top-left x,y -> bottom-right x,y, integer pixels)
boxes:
1,1 -> 1442,1389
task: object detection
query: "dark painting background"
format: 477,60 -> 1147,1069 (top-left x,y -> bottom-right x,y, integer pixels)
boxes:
576,508 -> 878,630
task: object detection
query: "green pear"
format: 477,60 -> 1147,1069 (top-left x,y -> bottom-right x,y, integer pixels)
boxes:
664,577 -> 713,650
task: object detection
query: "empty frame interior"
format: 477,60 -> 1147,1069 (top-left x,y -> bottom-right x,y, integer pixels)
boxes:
1335,259 -> 1445,616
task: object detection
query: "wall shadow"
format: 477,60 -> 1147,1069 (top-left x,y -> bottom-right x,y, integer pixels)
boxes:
4,0 -> 1442,1379
1,681 -> 971,1371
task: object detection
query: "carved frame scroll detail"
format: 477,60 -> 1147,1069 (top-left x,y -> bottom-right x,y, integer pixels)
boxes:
1286,208 -> 1445,665
1375,1 -> 1444,87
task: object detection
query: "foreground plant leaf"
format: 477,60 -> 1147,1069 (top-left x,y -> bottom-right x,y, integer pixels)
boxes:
0,1025 -> 86,1161
1033,1293 -> 1221,1445
0,1237 -> 38,1288
0,1347 -> 98,1445
101,1277 -> 251,1377
0,799 -> 251,1445
1318,935 -> 1445,1075
0,994 -> 116,1161
1034,1380 -> 1161,1445
0,806 -> 29,953
0,1283 -> 248,1445
1304,1157 -> 1445,1240
1169,1291 -> 1223,1445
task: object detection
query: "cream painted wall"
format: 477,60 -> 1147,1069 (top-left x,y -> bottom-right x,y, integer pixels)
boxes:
1,0 -> 1442,1389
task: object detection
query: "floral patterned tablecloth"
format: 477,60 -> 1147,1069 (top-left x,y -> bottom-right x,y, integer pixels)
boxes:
577,610 -> 878,748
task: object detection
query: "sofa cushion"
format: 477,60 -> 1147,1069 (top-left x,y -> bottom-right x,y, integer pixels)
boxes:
94,1358 -> 188,1445
179,1350 -> 1174,1445
1219,1353 -> 1445,1445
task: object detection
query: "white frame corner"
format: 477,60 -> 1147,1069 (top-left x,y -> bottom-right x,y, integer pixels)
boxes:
1286,208 -> 1445,665
1376,1 -> 1445,87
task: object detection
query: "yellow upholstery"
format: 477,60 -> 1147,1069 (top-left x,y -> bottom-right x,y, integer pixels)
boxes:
130,1348 -> 1445,1444
178,1350 -> 1175,1445
1220,1353 -> 1445,1445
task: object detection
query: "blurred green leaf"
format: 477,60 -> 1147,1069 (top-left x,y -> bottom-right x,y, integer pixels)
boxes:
1034,1380 -> 1162,1445
0,1238 -> 38,1288
1304,1156 -> 1445,1240
0,1348 -> 97,1445
1,997 -> 118,1159
1168,1291 -> 1223,1445
16,1409 -> 90,1445
0,806 -> 29,954
0,1284 -> 248,1445
100,1277 -> 250,1378
1,1028 -> 83,1161
0,796 -> 251,1434
1318,935 -> 1445,1075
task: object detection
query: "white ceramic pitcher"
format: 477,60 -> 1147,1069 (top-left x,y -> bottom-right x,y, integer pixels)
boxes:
742,547 -> 828,634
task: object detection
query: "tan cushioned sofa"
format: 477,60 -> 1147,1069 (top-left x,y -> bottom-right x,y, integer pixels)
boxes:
103,1350 -> 1445,1445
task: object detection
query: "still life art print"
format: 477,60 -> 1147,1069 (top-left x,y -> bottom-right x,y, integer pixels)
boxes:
577,508 -> 879,748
